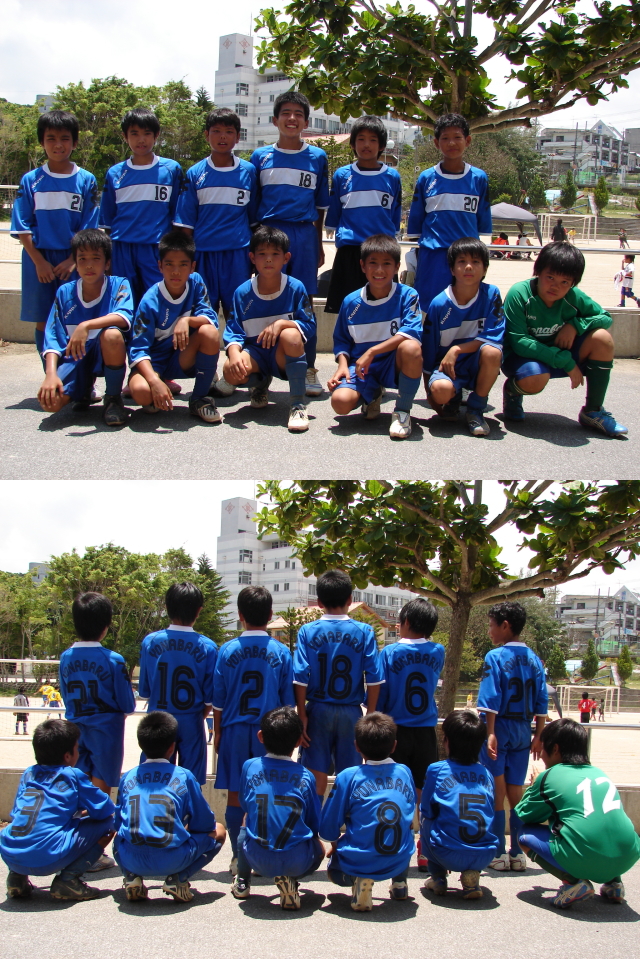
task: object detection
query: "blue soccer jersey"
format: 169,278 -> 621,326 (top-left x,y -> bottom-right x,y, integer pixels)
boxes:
59,641 -> 135,721
333,282 -> 423,363
128,273 -> 218,369
223,274 -> 316,352
138,626 -> 218,716
477,641 -> 548,748
293,614 -> 383,707
376,638 -> 445,727
251,143 -> 330,223
406,162 -> 492,250
213,630 -> 294,727
420,759 -> 498,859
42,276 -> 134,358
320,759 -> 416,880
0,765 -> 114,873
325,163 -> 402,245
421,282 -> 505,375
99,155 -> 185,244
11,163 -> 99,250
240,755 -> 321,850
173,155 -> 258,252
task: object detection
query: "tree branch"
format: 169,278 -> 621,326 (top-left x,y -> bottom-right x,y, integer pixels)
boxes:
392,496 -> 467,551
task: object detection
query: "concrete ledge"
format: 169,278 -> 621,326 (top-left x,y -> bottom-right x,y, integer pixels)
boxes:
0,291 -> 26,343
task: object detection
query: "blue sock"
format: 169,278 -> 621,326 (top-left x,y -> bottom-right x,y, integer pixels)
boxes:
305,330 -> 317,369
193,351 -> 218,399
226,805 -> 244,859
34,327 -> 45,355
509,809 -> 523,857
493,810 -> 506,856
285,353 -> 307,406
466,390 -> 488,412
104,365 -> 125,397
394,372 -> 421,413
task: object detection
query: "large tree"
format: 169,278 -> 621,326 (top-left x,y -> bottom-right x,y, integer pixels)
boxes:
255,0 -> 640,133
256,481 -> 640,714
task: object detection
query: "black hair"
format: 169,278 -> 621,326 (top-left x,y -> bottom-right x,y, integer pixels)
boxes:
533,242 -> 585,285
72,591 -> 113,641
18,686 -> 26,695
541,718 -> 590,765
37,110 -> 79,146
442,710 -> 487,764
273,90 -> 310,122
158,229 -> 196,262
499,232 -> 509,241
165,582 -> 203,624
206,108 -> 241,134
624,254 -> 635,262
261,706 -> 303,755
350,116 -> 387,155
434,113 -> 470,139
446,237 -> 489,281
71,228 -> 112,262
33,718 -> 80,765
121,108 -> 160,137
360,233 -> 401,265
237,586 -> 272,628
488,601 -> 527,637
355,712 -> 397,761
137,710 -> 178,758
250,224 -> 290,254
399,598 -> 438,637
316,569 -> 352,608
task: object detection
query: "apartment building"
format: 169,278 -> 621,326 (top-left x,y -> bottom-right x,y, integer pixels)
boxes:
556,586 -> 640,651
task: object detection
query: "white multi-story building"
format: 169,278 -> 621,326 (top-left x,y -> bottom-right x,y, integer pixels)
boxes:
28,562 -> 50,584
556,586 -> 640,651
536,120 -> 634,175
214,33 -> 415,152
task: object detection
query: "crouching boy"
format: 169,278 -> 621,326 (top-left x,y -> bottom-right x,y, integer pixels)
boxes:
114,711 -> 226,903
1,718 -> 115,901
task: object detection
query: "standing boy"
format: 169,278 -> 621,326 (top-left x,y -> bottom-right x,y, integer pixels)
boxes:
477,601 -> 548,872
13,687 -> 29,736
407,113 -> 491,313
11,110 -> 99,356
324,116 -> 402,313
617,254 -> 639,307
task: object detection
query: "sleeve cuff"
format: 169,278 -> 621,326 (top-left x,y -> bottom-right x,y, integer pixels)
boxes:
293,680 -> 308,687
172,220 -> 194,229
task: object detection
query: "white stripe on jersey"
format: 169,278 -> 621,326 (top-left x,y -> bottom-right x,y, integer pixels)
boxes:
33,191 -> 84,212
115,183 -> 173,204
424,193 -> 480,214
243,311 -> 294,339
348,318 -> 402,342
341,190 -> 393,209
440,317 -> 486,348
259,169 -> 317,190
197,186 -> 251,207
154,318 -> 181,341
65,325 -> 100,341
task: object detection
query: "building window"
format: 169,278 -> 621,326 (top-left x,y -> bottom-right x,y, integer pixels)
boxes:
389,596 -> 400,607
314,117 -> 326,130
239,549 -> 253,563
291,561 -> 296,569
328,120 -> 340,133
258,96 -> 262,104
555,135 -> 564,142
607,602 -> 613,609
273,583 -> 280,592
257,117 -> 260,124
577,602 -> 585,609
364,592 -> 373,604
602,151 -> 609,160
309,583 -> 317,596
616,603 -> 624,612
238,571 -> 252,585
271,540 -> 289,549
584,134 -> 590,142
269,93 -> 275,102
236,82 -> 249,96
236,103 -> 248,116
239,128 -> 247,141
375,595 -> 386,606
626,618 -> 634,629
285,560 -> 290,568
603,138 -> 610,147
262,563 -> 266,571
284,583 -> 290,591
352,590 -> 361,601
274,561 -> 280,570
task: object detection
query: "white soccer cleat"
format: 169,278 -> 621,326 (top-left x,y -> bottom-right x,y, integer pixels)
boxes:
288,404 -> 309,432
509,853 -> 527,872
210,372 -> 237,397
488,853 -> 510,871
389,410 -> 412,439
351,877 -> 374,911
305,368 -> 323,397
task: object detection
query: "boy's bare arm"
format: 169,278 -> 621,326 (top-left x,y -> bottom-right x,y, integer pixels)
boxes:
294,684 -> 311,747
213,709 -> 222,753
66,313 -> 129,359
355,333 -> 408,378
530,715 -> 546,760
315,209 -> 326,268
365,684 -> 380,713
133,359 -> 174,410
484,711 -> 498,760
38,352 -> 64,408
19,234 -> 55,283
327,354 -> 350,391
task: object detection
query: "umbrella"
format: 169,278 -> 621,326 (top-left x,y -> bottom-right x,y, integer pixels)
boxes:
490,202 -> 542,244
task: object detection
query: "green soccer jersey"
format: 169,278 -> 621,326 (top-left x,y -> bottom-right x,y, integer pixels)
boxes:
516,763 -> 640,883
503,278 -> 612,372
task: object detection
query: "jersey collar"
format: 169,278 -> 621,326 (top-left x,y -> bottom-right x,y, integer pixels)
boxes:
71,641 -> 103,647
445,285 -> 480,310
435,161 -> 470,180
206,155 -> 240,173
265,753 -> 296,762
250,274 -> 287,301
366,757 -> 394,765
167,625 -> 196,632
126,155 -> 159,170
361,282 -> 397,307
504,641 -> 528,647
274,143 -> 309,155
158,279 -> 189,305
398,637 -> 430,644
320,613 -> 350,620
240,630 -> 270,636
42,162 -> 79,179
76,277 -> 108,309
350,162 -> 388,176
142,758 -> 171,764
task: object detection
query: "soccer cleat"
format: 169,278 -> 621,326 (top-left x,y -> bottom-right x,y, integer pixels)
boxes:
275,875 -> 300,910
436,393 -> 462,421
229,857 -> 238,877
163,876 -> 194,903
424,876 -> 447,896
141,403 -> 160,414
103,394 -> 129,427
71,395 -> 92,413
600,880 -> 625,903
460,870 -> 482,899
466,410 -> 490,437
90,386 -> 102,404
502,379 -> 524,421
86,853 -> 115,872
389,880 -> 409,900
6,871 -> 32,899
351,877 -> 375,912
210,372 -> 237,397
123,875 -> 148,902
288,404 -> 309,432
231,876 -> 251,900
488,853 -> 510,871
50,876 -> 101,900
416,838 -> 428,873
361,386 -> 383,420
305,368 -> 323,397
189,395 -> 223,424
578,406 -> 628,438
389,410 -> 412,439
509,853 -> 527,872
249,376 -> 272,409
165,379 -> 182,395
552,879 -> 594,909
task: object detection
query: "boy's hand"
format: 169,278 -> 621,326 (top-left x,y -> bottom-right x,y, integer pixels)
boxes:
257,319 -> 284,349
35,256 -> 56,284
53,255 -> 76,282
227,350 -> 248,382
318,246 -> 325,268
150,377 -> 173,411
327,369 -> 349,392
214,730 -> 222,754
326,841 -> 338,859
299,716 -> 311,749
66,324 -> 90,360
568,364 -> 583,389
38,373 -> 65,410
439,345 -> 460,380
355,349 -> 374,379
530,734 -> 543,761
173,315 -> 191,351
554,323 -> 577,350
487,732 -> 498,761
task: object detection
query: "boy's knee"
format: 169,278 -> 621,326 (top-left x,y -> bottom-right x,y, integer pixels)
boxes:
517,374 -> 548,394
280,327 -> 303,351
428,381 -> 455,405
331,389 -> 358,415
197,324 -> 220,350
100,327 -> 124,347
480,345 -> 502,366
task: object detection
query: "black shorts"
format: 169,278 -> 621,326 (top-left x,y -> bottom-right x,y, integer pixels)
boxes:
325,244 -> 367,313
391,725 -> 439,791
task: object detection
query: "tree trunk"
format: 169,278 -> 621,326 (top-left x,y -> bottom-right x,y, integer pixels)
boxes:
439,596 -> 472,716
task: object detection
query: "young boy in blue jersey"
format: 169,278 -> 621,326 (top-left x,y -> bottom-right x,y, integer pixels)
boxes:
422,237 -> 504,437
476,601 -> 548,872
1,718 -> 115,901
213,586 -> 294,876
502,242 -> 627,437
320,712 -> 415,911
114,711 -> 226,903
324,116 -> 402,314
37,229 -> 133,427
421,709 -> 499,899
250,90 -> 329,397
127,230 -> 222,423
294,570 -> 384,798
221,225 -> 316,432
407,113 -> 491,313
138,582 -> 218,785
232,706 -> 324,909
328,234 -> 423,440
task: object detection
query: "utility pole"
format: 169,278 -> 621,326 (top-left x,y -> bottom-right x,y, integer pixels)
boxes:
594,589 -> 600,655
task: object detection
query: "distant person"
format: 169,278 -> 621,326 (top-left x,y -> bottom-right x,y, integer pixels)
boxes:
619,228 -> 630,250
13,687 -> 29,736
616,254 -> 639,308
578,691 -> 596,723
551,219 -> 567,242
598,698 -> 605,721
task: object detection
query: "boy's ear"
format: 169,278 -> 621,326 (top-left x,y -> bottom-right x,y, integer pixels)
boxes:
257,730 -> 265,745
190,261 -> 196,274
248,251 -> 256,266
283,251 -> 292,264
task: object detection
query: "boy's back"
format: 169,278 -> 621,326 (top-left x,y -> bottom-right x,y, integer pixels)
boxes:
138,625 -> 218,715
377,638 -> 444,726
240,755 -> 320,850
421,758 -> 496,859
477,642 -> 547,747
59,642 -> 135,721
214,632 -> 294,724
294,615 -> 382,707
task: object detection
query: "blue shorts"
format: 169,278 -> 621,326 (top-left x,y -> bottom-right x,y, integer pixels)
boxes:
21,248 -> 71,324
197,249 -> 251,314
141,711 -> 207,785
244,342 -> 287,381
339,352 -> 398,406
422,838 -> 498,876
3,815 -> 114,877
215,721 -> 265,791
243,835 -> 324,879
414,247 -> 451,312
75,715 -> 126,787
54,335 -> 109,401
270,220 -> 318,295
502,332 -> 588,381
427,345 -> 494,392
480,730 -> 530,786
110,241 -> 162,307
516,825 -> 564,873
299,701 -> 362,776
114,831 -> 221,880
